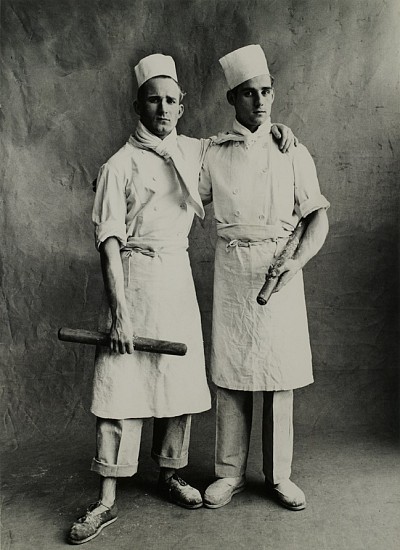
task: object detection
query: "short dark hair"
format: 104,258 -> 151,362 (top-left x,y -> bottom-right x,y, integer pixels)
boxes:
137,76 -> 186,104
229,74 -> 275,97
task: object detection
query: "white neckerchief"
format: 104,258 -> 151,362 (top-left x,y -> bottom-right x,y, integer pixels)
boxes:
130,120 -> 180,159
212,117 -> 272,149
129,121 -> 204,218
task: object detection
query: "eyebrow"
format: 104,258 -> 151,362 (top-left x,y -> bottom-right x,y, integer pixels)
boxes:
241,86 -> 273,92
146,94 -> 178,100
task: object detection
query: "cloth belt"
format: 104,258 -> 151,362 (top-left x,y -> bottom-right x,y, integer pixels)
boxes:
217,223 -> 293,241
122,236 -> 188,255
217,223 -> 293,256
121,237 -> 189,283
224,237 -> 286,257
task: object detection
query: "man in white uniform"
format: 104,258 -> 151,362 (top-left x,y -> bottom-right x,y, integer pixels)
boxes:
68,52 -> 296,544
200,45 -> 330,511
68,54 -> 212,545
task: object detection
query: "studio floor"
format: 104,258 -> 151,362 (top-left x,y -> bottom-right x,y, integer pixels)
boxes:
2,408 -> 400,550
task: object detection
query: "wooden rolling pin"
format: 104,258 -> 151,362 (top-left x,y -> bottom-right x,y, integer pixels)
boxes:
256,218 -> 308,306
58,328 -> 187,356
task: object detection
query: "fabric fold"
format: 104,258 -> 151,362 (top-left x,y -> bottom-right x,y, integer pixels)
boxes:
211,118 -> 272,148
130,122 -> 204,218
122,236 -> 189,254
216,223 -> 291,242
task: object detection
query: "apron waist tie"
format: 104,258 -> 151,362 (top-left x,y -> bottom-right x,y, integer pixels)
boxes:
225,237 -> 284,256
121,248 -> 158,285
122,247 -> 158,258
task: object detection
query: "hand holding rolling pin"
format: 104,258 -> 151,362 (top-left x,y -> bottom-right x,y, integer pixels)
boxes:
257,218 -> 308,305
269,257 -> 303,293
58,328 -> 187,356
109,314 -> 134,354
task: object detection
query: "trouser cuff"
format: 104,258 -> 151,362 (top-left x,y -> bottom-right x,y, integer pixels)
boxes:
151,450 -> 189,469
91,457 -> 138,477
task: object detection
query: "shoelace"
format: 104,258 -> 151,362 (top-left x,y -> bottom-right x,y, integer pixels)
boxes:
81,511 -> 102,529
80,502 -> 111,525
171,473 -> 187,486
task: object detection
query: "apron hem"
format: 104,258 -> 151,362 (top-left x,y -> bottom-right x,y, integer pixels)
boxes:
211,378 -> 314,392
91,404 -> 212,420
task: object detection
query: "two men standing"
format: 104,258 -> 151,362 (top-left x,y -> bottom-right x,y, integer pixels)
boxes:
68,45 -> 328,544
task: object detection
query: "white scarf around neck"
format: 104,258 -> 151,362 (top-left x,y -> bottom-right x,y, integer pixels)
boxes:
129,121 -> 204,218
212,117 -> 272,148
130,120 -> 180,159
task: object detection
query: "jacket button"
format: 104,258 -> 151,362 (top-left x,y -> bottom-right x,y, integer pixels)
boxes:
234,210 -> 240,217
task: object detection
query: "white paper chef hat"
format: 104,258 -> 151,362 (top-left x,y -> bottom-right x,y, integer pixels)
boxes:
219,45 -> 270,89
134,53 -> 178,88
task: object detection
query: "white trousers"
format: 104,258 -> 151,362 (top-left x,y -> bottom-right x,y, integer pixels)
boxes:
215,387 -> 293,484
91,415 -> 192,477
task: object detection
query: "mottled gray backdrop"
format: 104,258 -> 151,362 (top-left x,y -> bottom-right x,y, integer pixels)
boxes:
1,0 -> 399,450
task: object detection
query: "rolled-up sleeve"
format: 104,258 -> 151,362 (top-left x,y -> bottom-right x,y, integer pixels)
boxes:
293,144 -> 330,219
92,162 -> 127,250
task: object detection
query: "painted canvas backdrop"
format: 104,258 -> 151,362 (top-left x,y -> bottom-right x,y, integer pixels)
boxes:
1,0 -> 399,450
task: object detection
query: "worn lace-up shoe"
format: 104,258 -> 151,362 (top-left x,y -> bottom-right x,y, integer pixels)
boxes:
68,501 -> 118,545
204,476 -> 246,509
159,473 -> 203,509
265,479 -> 306,511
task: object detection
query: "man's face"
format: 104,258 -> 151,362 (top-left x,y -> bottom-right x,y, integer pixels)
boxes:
135,76 -> 184,138
228,74 -> 274,132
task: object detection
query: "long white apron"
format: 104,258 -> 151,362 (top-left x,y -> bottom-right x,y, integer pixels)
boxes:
211,237 -> 313,391
200,131 -> 329,391
91,137 -> 211,419
92,243 -> 210,419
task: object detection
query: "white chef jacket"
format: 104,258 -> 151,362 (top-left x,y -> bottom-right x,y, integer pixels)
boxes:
199,121 -> 330,391
91,135 -> 211,419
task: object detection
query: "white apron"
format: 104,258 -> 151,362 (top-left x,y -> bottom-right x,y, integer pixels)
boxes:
199,122 -> 329,391
91,134 -> 211,418
211,236 -> 313,391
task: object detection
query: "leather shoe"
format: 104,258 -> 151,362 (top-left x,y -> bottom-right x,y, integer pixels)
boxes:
159,473 -> 203,509
68,501 -> 118,545
266,479 -> 306,511
204,476 -> 246,509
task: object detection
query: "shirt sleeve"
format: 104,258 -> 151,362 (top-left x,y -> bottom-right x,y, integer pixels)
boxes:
198,145 -> 213,204
92,162 -> 127,250
199,137 -> 212,167
293,144 -> 330,218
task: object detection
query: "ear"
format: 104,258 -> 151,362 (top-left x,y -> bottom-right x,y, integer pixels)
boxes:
133,99 -> 140,116
271,89 -> 275,105
227,90 -> 235,106
177,103 -> 184,120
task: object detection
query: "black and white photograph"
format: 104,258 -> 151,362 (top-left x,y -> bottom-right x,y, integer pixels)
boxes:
1,1 -> 399,548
